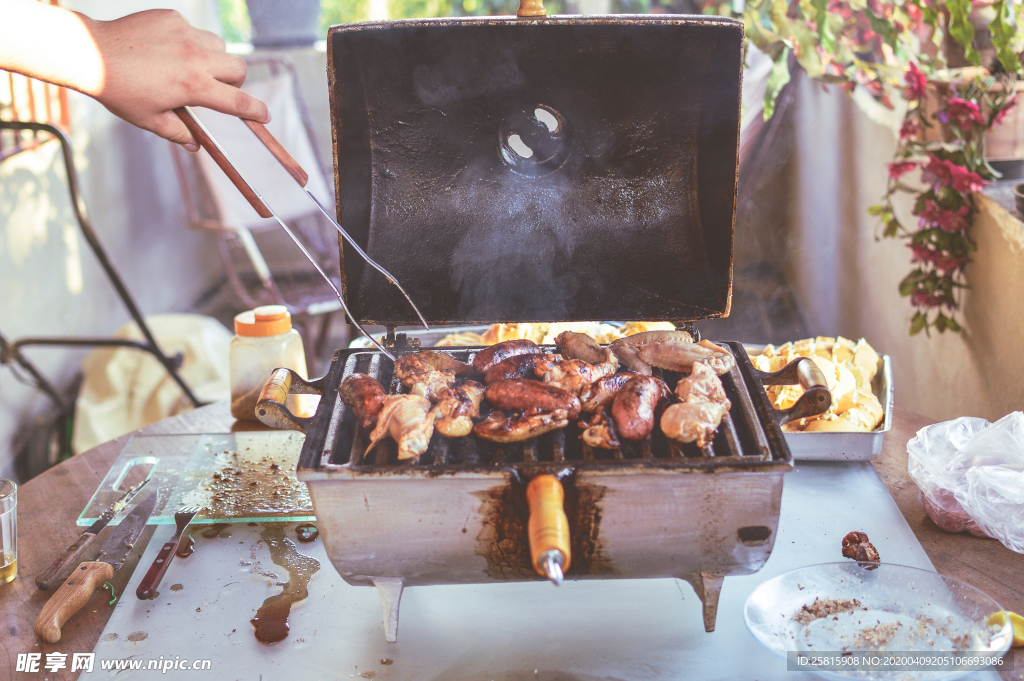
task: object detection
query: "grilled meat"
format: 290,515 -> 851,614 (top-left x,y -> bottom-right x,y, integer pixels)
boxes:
394,351 -> 464,400
339,373 -> 387,430
555,331 -> 618,370
485,379 -> 581,420
611,375 -> 671,440
472,339 -> 543,374
483,353 -> 543,385
660,402 -> 729,448
473,408 -> 569,443
609,330 -> 694,374
366,394 -> 435,461
579,409 -> 620,449
841,531 -> 880,567
637,339 -> 736,376
579,372 -> 640,413
431,381 -> 485,438
534,355 -> 616,397
674,361 -> 730,407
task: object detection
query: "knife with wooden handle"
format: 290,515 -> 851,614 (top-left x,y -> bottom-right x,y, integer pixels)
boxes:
35,492 -> 157,643
35,478 -> 150,590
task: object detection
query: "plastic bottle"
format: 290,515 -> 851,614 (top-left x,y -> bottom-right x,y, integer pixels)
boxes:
230,305 -> 310,421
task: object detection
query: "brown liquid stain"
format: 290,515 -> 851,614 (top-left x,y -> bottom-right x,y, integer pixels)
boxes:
295,523 -> 319,543
250,524 -> 320,644
176,533 -> 196,558
380,659 -> 393,665
201,523 -> 230,539
474,474 -> 613,580
127,631 -> 148,642
170,584 -> 184,592
100,633 -> 118,642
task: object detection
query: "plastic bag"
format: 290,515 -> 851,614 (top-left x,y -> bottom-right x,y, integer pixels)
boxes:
907,412 -> 1024,553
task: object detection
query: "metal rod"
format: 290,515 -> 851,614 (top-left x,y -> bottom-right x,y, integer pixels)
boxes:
179,108 -> 395,360
0,121 -> 204,407
0,331 -> 68,410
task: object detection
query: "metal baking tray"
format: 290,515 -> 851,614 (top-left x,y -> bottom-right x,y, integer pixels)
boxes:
351,327 -> 892,461
744,344 -> 893,462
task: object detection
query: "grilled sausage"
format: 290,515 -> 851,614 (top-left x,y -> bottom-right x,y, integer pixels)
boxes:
611,375 -> 671,440
483,353 -> 543,385
472,339 -> 543,374
485,379 -> 581,420
473,409 -> 569,443
579,371 -> 640,413
554,331 -> 617,369
339,373 -> 387,430
609,330 -> 694,374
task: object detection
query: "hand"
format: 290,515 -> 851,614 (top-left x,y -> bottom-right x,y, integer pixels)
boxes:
85,10 -> 269,151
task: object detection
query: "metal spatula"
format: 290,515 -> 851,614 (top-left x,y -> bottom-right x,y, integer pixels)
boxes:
174,107 -> 429,359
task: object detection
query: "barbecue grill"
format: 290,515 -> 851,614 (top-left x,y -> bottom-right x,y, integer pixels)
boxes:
254,3 -> 831,643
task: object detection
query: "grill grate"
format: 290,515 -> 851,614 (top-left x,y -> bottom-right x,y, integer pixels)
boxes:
320,345 -> 776,471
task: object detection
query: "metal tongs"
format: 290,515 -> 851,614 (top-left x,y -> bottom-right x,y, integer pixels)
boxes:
174,107 -> 429,359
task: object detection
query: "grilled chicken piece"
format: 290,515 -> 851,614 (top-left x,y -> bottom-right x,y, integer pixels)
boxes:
611,375 -> 671,441
674,361 -> 730,407
339,373 -> 387,430
636,339 -> 736,376
579,372 -> 640,413
483,353 -> 543,385
473,408 -> 569,443
431,381 -> 485,438
366,394 -> 435,461
534,354 -> 616,397
472,339 -> 543,374
609,330 -> 694,375
485,379 -> 581,420
660,402 -> 729,448
579,409 -> 620,449
394,351 -> 467,400
555,331 -> 618,370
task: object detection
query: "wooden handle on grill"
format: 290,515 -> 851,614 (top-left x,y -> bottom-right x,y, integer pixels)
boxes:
517,0 -> 546,16
35,562 -> 113,643
753,356 -> 833,426
174,107 -> 273,218
242,120 -> 309,187
255,367 -> 324,433
526,475 -> 571,577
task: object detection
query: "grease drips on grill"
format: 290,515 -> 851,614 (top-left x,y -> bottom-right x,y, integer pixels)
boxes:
250,524 -> 320,644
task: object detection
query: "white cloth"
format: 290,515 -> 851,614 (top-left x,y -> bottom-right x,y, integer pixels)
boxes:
193,72 -> 332,230
71,314 -> 231,454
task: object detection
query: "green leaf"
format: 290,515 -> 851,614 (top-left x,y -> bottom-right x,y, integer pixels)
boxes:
866,204 -> 886,216
883,218 -> 900,238
989,0 -> 1021,75
763,48 -> 791,121
934,313 -> 948,332
910,312 -> 927,335
899,271 -> 922,296
946,0 -> 980,66
946,316 -> 963,333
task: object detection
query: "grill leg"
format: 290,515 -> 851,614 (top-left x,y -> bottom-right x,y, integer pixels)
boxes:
372,578 -> 404,643
680,571 -> 725,633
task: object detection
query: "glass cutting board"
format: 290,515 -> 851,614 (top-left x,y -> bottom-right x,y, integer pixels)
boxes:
77,432 -> 314,526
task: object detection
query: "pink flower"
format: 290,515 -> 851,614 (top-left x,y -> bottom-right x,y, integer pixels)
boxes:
888,161 -> 917,178
909,244 -> 970,273
916,200 -> 970,232
920,156 -> 987,193
938,97 -> 985,132
904,62 -> 928,101
994,98 -> 1017,126
899,120 -> 920,139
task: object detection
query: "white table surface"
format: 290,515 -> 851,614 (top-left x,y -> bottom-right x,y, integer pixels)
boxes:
91,462 -> 1002,681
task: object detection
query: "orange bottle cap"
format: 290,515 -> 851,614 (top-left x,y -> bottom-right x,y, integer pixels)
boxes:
234,305 -> 292,337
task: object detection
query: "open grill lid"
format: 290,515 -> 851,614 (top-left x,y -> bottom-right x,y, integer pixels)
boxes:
328,15 -> 743,327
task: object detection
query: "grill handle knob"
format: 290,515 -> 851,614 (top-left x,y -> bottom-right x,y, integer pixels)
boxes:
526,475 -> 571,585
753,356 -> 833,427
517,0 -> 546,17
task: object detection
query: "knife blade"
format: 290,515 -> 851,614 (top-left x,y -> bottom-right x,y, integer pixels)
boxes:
34,491 -> 158,644
35,477 -> 151,590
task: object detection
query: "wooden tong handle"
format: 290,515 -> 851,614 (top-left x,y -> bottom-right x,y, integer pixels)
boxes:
35,562 -> 113,643
242,120 -> 308,187
526,475 -> 571,575
174,107 -> 272,218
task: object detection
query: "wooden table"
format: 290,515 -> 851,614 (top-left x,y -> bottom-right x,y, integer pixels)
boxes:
2,404 -> 1022,681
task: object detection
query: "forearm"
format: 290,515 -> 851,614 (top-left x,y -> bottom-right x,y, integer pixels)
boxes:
0,0 -> 105,97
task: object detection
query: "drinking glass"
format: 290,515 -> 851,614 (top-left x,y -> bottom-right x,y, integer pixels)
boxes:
0,479 -> 17,584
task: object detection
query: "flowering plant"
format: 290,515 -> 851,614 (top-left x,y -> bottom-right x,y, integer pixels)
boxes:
868,71 -> 1018,335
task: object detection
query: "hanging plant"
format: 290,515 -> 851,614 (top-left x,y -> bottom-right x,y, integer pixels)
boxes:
868,70 -> 1018,335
